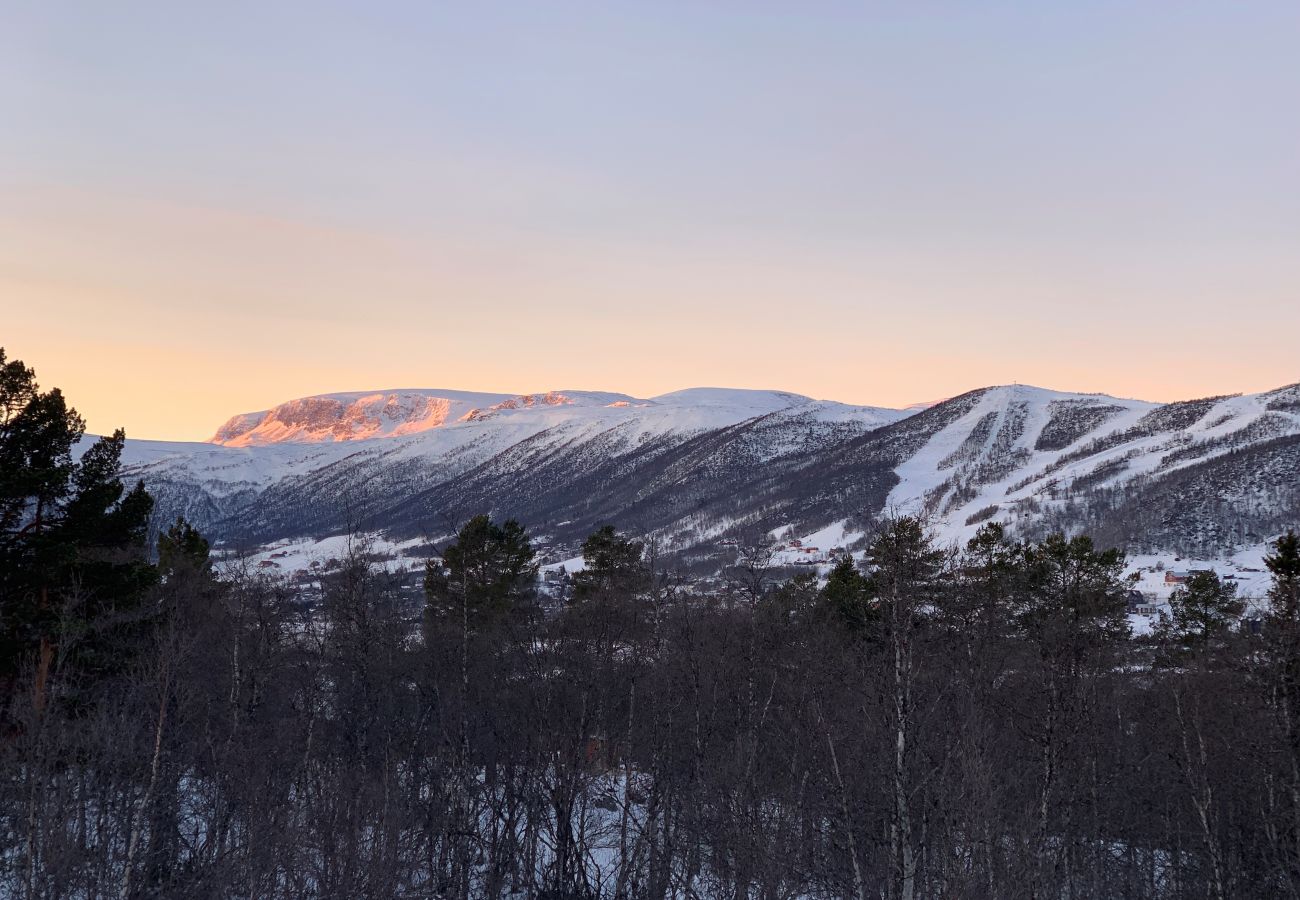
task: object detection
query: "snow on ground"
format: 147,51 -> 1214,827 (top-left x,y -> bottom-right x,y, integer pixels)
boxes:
878,383 -> 1299,554
541,555 -> 587,574
1127,614 -> 1156,637
1125,540 -> 1278,603
801,519 -> 860,550
887,385 -> 1157,548
1120,536 -> 1284,634
766,519 -> 864,569
220,532 -> 429,576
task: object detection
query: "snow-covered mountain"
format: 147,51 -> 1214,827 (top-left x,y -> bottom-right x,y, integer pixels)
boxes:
207,389 -> 676,446
117,381 -> 1300,566
123,387 -> 905,542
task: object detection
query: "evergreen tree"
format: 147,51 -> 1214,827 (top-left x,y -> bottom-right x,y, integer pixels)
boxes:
759,571 -> 820,629
157,515 -> 212,579
867,518 -> 946,597
949,521 -> 1020,639
1266,530 -> 1300,623
1156,570 -> 1241,660
818,555 -> 876,633
1016,533 -> 1130,658
1259,533 -> 1300,882
423,514 -> 537,635
139,516 -> 218,898
1013,532 -> 1129,889
861,516 -> 946,899
570,525 -> 649,602
863,517 -> 947,645
0,348 -> 157,710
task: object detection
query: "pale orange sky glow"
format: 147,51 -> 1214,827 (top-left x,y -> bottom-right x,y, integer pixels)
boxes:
5,179 -> 1299,442
5,4 -> 1298,441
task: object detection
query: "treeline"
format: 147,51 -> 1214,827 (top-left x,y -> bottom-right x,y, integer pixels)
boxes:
4,349 -> 1300,899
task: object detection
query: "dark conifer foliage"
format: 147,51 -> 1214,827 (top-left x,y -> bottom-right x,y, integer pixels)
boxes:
818,555 -> 876,633
156,516 -> 211,577
423,513 -> 538,634
1266,529 -> 1300,618
0,348 -> 156,712
1155,570 -> 1243,662
571,526 -> 649,602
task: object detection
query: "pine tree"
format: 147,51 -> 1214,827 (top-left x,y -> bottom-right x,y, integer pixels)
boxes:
157,515 -> 212,579
0,348 -> 157,710
861,517 -> 945,900
423,514 -> 537,636
867,518 -> 946,601
1013,532 -> 1129,890
1156,570 -> 1241,661
818,555 -> 876,633
571,525 -> 649,602
1260,531 -> 1300,878
1016,533 -> 1130,659
950,521 -> 1020,639
1266,530 -> 1300,623
759,571 -> 820,628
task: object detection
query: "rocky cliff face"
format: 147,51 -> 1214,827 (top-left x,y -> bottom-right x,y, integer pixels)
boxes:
210,390 -> 517,446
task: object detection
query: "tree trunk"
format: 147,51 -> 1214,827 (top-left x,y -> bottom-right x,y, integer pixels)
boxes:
824,726 -> 866,900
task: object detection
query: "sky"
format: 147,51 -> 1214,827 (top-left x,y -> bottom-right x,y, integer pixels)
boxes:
3,2 -> 1298,441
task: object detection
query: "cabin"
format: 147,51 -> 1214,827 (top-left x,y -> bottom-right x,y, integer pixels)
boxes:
1164,570 -> 1190,585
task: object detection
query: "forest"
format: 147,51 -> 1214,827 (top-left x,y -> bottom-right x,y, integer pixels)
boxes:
4,347 -> 1300,900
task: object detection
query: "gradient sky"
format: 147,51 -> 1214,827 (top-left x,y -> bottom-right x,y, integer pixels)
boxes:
4,2 -> 1299,441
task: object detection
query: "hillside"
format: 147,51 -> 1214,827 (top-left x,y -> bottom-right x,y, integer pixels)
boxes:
117,381 -> 1300,566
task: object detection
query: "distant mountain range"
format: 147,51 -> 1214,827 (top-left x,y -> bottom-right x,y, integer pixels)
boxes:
116,382 -> 1300,564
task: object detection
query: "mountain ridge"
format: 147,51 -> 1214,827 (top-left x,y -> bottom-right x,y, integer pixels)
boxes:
207,386 -> 867,447
114,379 -> 1300,564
